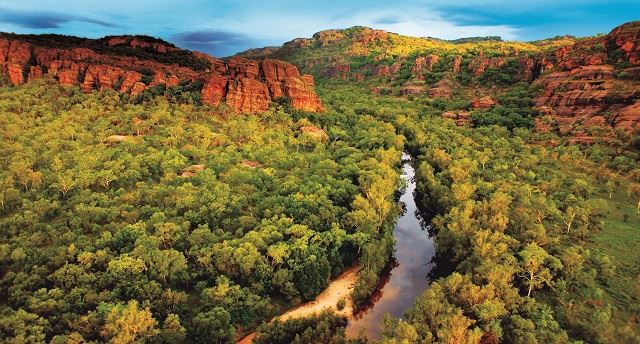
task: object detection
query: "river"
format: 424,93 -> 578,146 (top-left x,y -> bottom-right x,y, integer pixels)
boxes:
345,153 -> 436,340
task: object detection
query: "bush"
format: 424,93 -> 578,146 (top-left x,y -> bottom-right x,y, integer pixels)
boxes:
478,59 -> 522,86
336,298 -> 346,310
253,311 -> 348,344
471,82 -> 540,130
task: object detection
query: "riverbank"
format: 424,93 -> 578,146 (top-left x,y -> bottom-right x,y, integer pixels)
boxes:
238,154 -> 435,343
237,264 -> 361,343
345,154 -> 435,340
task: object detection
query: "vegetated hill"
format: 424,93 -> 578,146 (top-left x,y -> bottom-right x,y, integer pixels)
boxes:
237,22 -> 640,143
0,33 -> 323,113
0,78 -> 400,343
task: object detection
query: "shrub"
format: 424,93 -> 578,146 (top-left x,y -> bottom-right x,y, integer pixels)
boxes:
336,298 -> 346,310
253,311 -> 348,344
471,82 -> 540,130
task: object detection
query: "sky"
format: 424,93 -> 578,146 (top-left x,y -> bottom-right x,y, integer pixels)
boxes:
0,1 -> 637,57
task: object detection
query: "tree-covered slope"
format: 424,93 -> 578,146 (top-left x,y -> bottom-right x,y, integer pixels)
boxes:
319,84 -> 640,343
0,79 -> 402,343
238,22 -> 640,144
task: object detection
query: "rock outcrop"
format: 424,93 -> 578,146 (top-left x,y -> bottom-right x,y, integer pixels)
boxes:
610,22 -> 640,64
201,58 -> 323,113
0,34 -> 323,114
471,96 -> 496,109
401,81 -> 426,95
533,21 -> 640,136
313,30 -> 345,46
453,56 -> 463,73
322,62 -> 351,80
441,111 -> 471,126
299,126 -> 329,141
181,164 -> 206,177
412,55 -> 440,77
105,36 -> 181,53
428,79 -> 453,98
467,56 -> 507,76
240,160 -> 262,168
374,62 -> 401,77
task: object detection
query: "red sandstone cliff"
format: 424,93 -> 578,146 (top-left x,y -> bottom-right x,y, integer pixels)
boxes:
0,34 -> 323,113
533,21 -> 640,137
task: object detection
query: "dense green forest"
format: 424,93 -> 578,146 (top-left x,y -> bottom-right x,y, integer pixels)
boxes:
241,79 -> 640,343
0,79 -> 403,343
2,44 -> 640,343
318,83 -> 640,344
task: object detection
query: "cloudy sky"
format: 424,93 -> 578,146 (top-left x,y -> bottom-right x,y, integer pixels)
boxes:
0,0 -> 637,57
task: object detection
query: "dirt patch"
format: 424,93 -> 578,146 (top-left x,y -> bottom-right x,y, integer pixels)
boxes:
278,264 -> 360,321
237,333 -> 256,344
236,265 -> 361,343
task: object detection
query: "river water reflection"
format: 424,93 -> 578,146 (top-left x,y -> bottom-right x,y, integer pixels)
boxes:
345,153 -> 435,340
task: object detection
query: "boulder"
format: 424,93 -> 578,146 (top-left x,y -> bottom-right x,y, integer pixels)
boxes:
471,96 -> 496,109
389,62 -> 401,74
240,160 -> 262,168
441,111 -> 471,126
375,65 -> 390,76
104,135 -> 134,144
299,126 -> 329,141
180,164 -> 205,177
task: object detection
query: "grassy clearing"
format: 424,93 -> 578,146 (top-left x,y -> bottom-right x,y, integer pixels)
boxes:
590,185 -> 640,323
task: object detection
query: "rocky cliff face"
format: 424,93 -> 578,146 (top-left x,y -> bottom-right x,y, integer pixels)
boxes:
284,23 -> 639,138
231,21 -> 639,142
0,34 -> 323,113
201,57 -> 323,113
533,21 -> 640,137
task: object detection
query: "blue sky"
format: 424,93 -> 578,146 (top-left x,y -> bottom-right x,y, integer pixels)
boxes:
0,1 -> 637,57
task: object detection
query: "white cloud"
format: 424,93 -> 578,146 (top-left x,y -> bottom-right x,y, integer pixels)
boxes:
213,4 -> 521,47
0,0 -> 523,55
327,8 -> 521,40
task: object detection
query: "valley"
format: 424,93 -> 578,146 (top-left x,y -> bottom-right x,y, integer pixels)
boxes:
345,154 -> 435,340
0,15 -> 639,344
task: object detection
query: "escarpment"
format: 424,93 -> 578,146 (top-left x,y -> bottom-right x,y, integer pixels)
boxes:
0,34 -> 323,113
533,21 -> 640,136
237,22 -> 640,138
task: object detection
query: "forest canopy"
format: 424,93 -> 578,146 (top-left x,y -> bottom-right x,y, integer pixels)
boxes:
0,79 -> 403,343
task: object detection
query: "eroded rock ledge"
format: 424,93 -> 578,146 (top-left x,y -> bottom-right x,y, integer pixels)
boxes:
0,35 -> 323,113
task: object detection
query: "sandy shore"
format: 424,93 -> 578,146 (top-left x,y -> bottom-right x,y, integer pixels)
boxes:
237,265 -> 361,343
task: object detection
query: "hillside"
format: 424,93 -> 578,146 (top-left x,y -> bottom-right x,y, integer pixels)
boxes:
0,33 -> 323,113
235,21 -> 640,343
238,22 -> 640,144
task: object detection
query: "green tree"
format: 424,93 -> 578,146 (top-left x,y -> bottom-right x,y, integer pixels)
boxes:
101,300 -> 159,344
518,243 -> 562,297
191,307 -> 235,344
